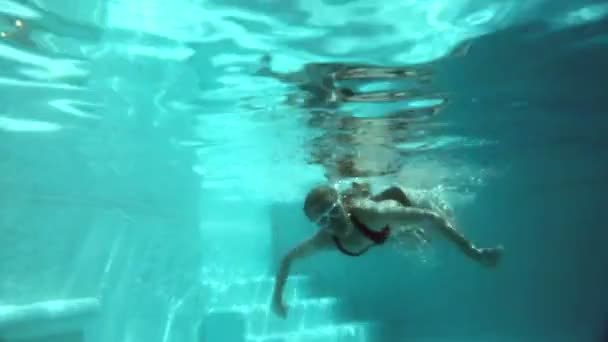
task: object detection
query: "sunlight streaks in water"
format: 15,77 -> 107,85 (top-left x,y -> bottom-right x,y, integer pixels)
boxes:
293,0 -> 512,64
124,43 -> 194,60
0,76 -> 82,89
47,99 -> 101,119
0,115 -> 62,132
0,44 -> 89,80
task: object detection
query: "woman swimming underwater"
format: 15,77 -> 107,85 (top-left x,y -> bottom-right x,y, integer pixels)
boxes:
271,182 -> 503,318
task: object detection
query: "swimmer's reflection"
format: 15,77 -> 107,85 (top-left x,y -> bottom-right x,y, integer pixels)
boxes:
255,39 -> 469,110
254,42 -> 466,178
255,54 -> 440,109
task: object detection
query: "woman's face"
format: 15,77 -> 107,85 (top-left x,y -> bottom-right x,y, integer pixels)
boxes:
310,200 -> 350,235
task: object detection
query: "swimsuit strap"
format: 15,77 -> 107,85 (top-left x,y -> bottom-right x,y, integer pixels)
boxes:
332,214 -> 391,257
349,214 -> 391,244
332,236 -> 371,257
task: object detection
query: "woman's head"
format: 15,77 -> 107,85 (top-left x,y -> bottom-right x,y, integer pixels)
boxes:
304,184 -> 354,234
305,181 -> 376,223
303,182 -> 372,221
303,185 -> 339,222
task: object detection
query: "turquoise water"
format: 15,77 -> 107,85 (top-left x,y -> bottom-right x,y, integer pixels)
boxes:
1,0 -> 607,341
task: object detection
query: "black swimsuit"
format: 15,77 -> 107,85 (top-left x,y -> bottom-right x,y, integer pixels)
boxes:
332,214 -> 391,257
332,186 -> 412,257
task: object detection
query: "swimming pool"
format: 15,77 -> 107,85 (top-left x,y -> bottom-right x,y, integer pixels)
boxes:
1,0 -> 607,341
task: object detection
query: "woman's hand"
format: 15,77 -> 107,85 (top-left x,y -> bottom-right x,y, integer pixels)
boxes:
272,296 -> 288,319
478,245 -> 504,267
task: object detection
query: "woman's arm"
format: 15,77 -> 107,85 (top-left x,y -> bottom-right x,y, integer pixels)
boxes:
272,231 -> 333,318
353,199 -> 503,266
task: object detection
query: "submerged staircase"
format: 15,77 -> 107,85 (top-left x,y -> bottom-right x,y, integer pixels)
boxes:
199,274 -> 371,342
0,298 -> 100,341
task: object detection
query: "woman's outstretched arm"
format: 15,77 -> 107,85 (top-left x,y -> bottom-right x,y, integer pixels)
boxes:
272,231 -> 333,318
